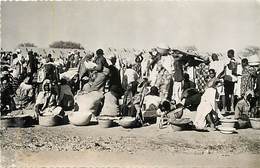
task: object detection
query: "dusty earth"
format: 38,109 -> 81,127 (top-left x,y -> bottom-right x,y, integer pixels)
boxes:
1,112 -> 260,167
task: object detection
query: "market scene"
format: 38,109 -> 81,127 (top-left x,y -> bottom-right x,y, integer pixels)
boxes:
1,1 -> 260,168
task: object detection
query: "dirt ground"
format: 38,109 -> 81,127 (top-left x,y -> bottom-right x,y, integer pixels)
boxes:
1,112 -> 260,167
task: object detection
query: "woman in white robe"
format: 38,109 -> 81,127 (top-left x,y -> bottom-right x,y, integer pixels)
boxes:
194,81 -> 219,130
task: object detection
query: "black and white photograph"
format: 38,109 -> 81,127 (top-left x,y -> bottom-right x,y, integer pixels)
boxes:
1,0 -> 260,167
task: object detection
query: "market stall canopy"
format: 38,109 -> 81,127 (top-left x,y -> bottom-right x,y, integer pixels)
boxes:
172,49 -> 206,66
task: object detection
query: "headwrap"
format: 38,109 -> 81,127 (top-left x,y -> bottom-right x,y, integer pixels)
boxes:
244,90 -> 254,98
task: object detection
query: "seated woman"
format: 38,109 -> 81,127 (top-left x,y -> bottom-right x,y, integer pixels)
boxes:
15,76 -> 34,109
234,90 -> 254,129
57,78 -> 74,111
141,86 -> 162,119
194,80 -> 220,131
35,79 -> 63,117
143,86 -> 162,111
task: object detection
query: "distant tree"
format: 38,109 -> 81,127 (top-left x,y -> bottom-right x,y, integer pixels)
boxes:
49,41 -> 84,49
17,42 -> 37,48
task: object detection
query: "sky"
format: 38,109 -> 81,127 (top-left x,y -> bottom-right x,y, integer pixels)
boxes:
1,0 -> 260,53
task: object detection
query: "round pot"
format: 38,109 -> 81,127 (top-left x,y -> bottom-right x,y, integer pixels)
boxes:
249,118 -> 260,129
218,126 -> 236,134
220,119 -> 237,128
68,112 -> 92,126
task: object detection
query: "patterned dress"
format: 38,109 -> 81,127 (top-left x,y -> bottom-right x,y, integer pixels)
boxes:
154,68 -> 172,99
241,66 -> 256,97
195,63 -> 209,93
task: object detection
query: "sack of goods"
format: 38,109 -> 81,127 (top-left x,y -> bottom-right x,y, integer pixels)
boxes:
100,92 -> 119,117
76,91 -> 104,113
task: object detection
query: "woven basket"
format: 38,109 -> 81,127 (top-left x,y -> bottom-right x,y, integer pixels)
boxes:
98,118 -> 113,128
39,115 -> 62,127
68,112 -> 92,126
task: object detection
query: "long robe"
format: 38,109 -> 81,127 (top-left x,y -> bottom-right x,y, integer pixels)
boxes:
194,88 -> 216,129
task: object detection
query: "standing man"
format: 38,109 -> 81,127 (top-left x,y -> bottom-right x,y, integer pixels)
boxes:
172,53 -> 184,103
209,53 -> 224,77
209,53 -> 225,113
108,56 -> 123,98
223,49 -> 238,112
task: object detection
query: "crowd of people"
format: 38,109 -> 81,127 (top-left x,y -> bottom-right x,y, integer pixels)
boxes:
1,45 -> 259,130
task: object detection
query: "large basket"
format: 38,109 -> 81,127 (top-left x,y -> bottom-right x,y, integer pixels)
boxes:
250,118 -> 260,129
39,115 -> 62,127
68,112 -> 92,126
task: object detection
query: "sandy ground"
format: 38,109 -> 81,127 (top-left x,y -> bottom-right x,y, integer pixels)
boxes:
1,112 -> 260,167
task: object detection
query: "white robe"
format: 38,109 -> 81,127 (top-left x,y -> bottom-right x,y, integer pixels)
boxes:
194,88 -> 216,129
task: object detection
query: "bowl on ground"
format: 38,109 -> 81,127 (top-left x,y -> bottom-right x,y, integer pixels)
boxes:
249,118 -> 260,129
98,116 -> 114,128
218,126 -> 236,134
68,112 -> 92,126
220,119 -> 237,128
